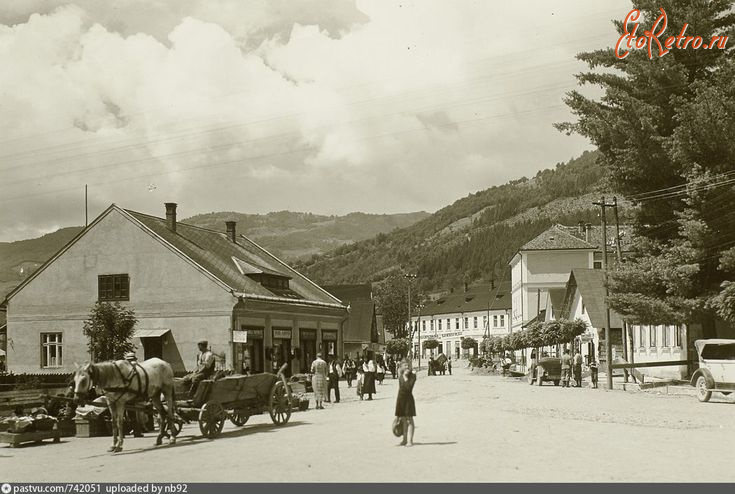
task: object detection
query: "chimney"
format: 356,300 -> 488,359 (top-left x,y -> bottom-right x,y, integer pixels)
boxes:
585,223 -> 592,243
464,281 -> 468,293
225,221 -> 237,243
165,203 -> 177,232
578,221 -> 585,234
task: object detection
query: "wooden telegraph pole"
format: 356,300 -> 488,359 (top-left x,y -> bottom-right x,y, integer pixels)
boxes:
593,196 -> 616,391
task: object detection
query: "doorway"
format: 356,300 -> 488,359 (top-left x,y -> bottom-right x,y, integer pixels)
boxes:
142,336 -> 163,361
300,329 -> 317,373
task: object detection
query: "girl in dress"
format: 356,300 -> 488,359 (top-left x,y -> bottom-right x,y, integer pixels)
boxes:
395,359 -> 416,446
362,358 -> 377,400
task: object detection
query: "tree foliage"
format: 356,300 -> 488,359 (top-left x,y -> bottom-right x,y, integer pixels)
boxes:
373,273 -> 424,339
558,1 -> 735,327
422,338 -> 439,350
82,302 -> 137,362
482,319 -> 587,352
385,338 -> 411,357
461,337 -> 478,350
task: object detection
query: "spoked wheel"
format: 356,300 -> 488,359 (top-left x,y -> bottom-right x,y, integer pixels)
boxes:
198,402 -> 226,438
229,409 -> 250,427
696,376 -> 712,403
527,371 -> 535,385
268,381 -> 292,426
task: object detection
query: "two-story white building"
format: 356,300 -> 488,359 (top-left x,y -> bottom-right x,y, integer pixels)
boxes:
409,283 -> 511,360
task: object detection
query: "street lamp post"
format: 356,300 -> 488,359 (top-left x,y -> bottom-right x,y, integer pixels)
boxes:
416,303 -> 425,370
405,273 -> 417,365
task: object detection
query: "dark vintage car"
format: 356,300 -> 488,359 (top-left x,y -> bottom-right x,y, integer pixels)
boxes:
527,356 -> 562,386
690,339 -> 735,403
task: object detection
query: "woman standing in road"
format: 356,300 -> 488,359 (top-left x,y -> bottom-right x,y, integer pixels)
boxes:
362,357 -> 377,400
310,353 -> 328,409
395,359 -> 416,447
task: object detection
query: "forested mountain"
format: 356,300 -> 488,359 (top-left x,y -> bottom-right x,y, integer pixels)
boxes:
296,150 -> 633,291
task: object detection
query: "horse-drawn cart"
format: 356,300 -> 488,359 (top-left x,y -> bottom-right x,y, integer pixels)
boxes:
174,368 -> 292,439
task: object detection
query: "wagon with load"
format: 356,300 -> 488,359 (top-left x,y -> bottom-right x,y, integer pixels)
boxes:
173,364 -> 292,438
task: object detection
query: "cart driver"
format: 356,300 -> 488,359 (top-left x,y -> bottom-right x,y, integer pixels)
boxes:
183,340 -> 216,398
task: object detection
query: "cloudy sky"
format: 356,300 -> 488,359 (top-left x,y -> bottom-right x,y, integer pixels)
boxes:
0,0 -> 629,241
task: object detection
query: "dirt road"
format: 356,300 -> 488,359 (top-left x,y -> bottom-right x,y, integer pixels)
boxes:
2,366 -> 734,482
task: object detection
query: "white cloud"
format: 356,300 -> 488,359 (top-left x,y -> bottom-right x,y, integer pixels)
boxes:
0,0 -> 628,241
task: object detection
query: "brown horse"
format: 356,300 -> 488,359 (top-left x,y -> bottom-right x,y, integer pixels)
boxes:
73,357 -> 178,452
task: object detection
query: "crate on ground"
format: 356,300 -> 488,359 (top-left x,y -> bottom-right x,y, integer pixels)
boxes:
0,426 -> 61,448
75,417 -> 111,438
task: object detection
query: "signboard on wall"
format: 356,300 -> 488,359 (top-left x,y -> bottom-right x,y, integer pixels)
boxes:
243,327 -> 264,338
322,330 -> 338,341
273,328 -> 292,339
232,331 -> 248,343
300,329 -> 316,339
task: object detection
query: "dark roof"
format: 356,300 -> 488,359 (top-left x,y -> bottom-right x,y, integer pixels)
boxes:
0,310 -> 5,329
420,282 -> 511,317
562,269 -> 623,329
126,209 -> 340,304
341,299 -> 378,343
322,284 -> 372,304
521,224 -> 634,252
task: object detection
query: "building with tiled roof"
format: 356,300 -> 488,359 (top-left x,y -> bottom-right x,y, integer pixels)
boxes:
510,222 -> 633,332
322,284 -> 380,359
1,203 -> 347,375
408,282 -> 512,361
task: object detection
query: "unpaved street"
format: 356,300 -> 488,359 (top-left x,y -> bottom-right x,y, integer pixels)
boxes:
3,366 -> 734,483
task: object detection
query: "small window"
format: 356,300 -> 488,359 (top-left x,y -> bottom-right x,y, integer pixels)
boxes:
661,325 -> 670,347
455,318 -> 460,330
41,333 -> 63,368
493,315 -> 498,327
639,326 -> 646,347
649,326 -> 657,347
473,317 -> 478,329
438,320 -> 442,330
674,325 -> 682,347
464,317 -> 469,329
499,315 -> 505,327
483,315 -> 488,328
422,320 -> 426,331
98,274 -> 130,301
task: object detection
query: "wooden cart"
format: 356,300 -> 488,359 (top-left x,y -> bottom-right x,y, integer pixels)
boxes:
174,369 -> 292,439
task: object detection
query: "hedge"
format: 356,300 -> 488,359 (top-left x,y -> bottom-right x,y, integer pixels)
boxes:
481,318 -> 587,352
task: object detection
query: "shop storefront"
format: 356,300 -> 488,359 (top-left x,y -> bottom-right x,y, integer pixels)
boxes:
234,326 -> 264,374
322,330 -> 338,360
272,327 -> 292,377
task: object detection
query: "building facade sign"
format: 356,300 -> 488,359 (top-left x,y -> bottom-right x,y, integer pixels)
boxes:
273,328 -> 292,339
322,330 -> 338,341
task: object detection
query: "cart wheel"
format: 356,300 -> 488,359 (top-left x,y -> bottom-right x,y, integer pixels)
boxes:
199,402 -> 225,438
230,409 -> 249,427
527,371 -> 535,385
268,381 -> 292,426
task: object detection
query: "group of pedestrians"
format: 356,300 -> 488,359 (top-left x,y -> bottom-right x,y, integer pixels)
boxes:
309,352 -> 417,447
560,349 -> 599,388
310,353 -> 399,408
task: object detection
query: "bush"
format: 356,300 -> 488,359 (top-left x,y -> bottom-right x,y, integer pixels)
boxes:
461,337 -> 477,350
423,339 -> 439,350
385,338 -> 411,357
83,302 -> 137,362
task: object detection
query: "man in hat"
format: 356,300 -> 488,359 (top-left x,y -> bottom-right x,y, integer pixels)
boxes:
182,340 -> 216,398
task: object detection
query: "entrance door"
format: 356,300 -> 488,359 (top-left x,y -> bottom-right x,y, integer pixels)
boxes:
300,334 -> 317,373
273,339 -> 292,377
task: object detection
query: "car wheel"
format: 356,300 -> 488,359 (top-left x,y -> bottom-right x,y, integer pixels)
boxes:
553,380 -> 560,386
696,376 -> 712,403
536,367 -> 544,386
527,371 -> 535,385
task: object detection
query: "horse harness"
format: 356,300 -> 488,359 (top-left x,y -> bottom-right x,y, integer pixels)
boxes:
101,361 -> 152,407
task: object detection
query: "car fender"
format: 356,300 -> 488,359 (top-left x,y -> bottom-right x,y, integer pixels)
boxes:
690,368 -> 714,388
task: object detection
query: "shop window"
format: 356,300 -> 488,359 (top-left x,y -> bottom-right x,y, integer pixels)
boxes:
41,333 -> 63,368
98,274 -> 129,301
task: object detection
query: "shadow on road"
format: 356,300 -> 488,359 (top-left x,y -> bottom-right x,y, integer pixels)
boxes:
79,420 -> 307,459
409,441 -> 458,446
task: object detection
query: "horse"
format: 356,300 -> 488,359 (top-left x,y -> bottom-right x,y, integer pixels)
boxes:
73,357 -> 178,453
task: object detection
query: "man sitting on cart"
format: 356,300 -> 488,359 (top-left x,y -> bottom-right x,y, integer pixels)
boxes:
182,340 -> 216,398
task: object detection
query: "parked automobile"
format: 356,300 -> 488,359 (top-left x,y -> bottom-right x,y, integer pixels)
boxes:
690,339 -> 735,403
527,356 -> 561,386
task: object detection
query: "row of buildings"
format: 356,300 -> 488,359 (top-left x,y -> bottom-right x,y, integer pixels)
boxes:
0,203 -> 383,375
2,202 -> 732,381
410,222 -> 733,380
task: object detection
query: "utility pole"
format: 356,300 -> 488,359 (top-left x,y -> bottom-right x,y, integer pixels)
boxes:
417,303 -> 425,371
593,196 -> 616,391
85,184 -> 88,227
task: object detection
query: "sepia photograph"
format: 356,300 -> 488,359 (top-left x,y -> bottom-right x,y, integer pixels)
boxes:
0,0 -> 734,489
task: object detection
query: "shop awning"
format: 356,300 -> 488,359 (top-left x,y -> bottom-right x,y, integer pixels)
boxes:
133,329 -> 171,338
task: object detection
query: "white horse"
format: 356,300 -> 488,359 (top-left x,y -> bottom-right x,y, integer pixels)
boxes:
73,357 -> 178,453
